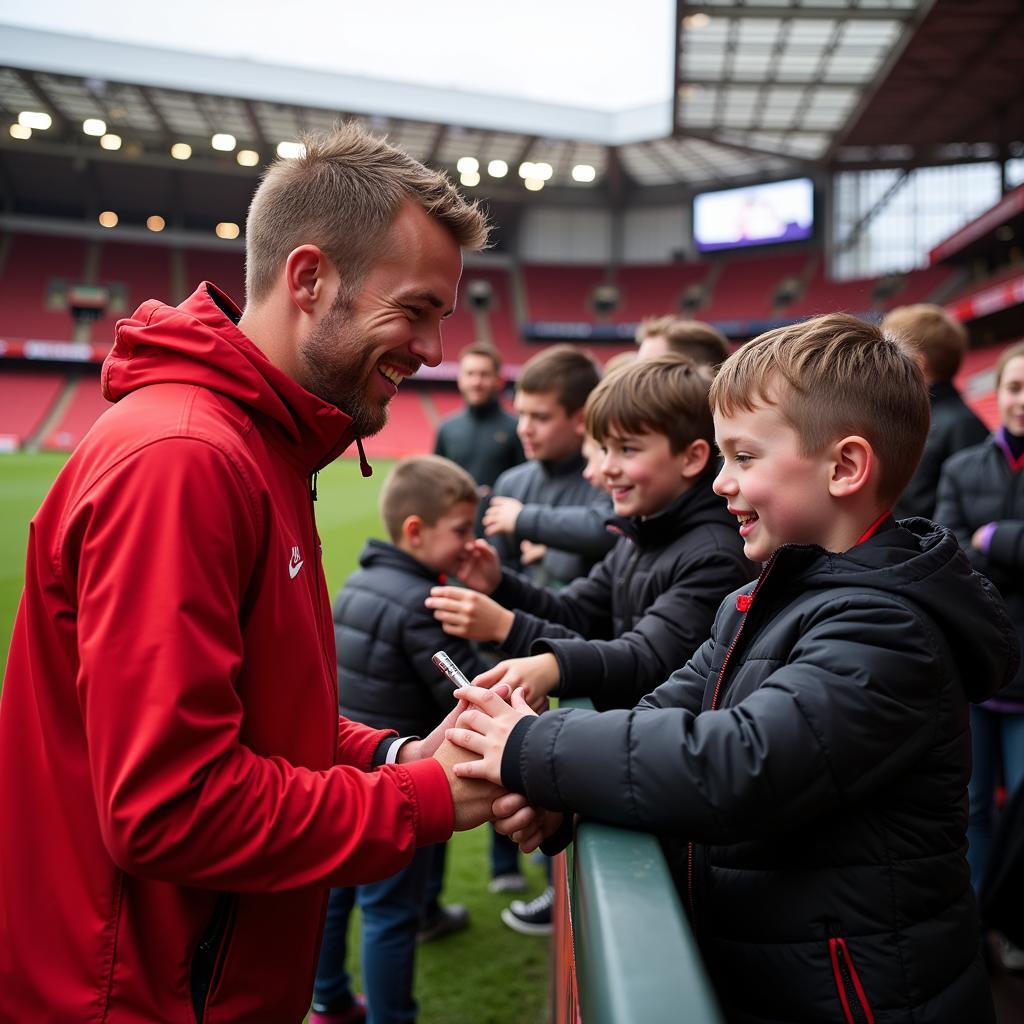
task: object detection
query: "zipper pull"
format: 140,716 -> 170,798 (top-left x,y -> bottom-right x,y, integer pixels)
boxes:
311,471 -> 319,501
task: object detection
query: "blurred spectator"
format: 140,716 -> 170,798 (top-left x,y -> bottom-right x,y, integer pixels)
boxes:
885,303 -> 989,520
635,315 -> 731,368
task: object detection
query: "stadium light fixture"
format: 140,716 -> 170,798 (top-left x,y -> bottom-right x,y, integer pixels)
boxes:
216,222 -> 241,240
683,12 -> 711,28
456,156 -> 479,174
460,171 -> 481,187
82,118 -> 106,137
146,215 -> 166,233
518,161 -> 536,179
533,162 -> 553,182
572,164 -> 596,183
488,159 -> 508,178
276,141 -> 306,159
98,211 -> 118,228
171,142 -> 192,160
100,133 -> 122,151
211,133 -> 236,152
524,177 -> 544,192
9,123 -> 31,141
236,149 -> 260,167
18,111 -> 51,131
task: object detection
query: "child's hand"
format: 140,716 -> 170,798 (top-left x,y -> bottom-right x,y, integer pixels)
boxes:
456,539 -> 502,594
519,540 -> 547,566
483,496 -> 523,537
471,654 -> 559,713
409,683 -> 512,760
426,587 -> 514,644
446,687 -> 537,786
492,792 -> 564,854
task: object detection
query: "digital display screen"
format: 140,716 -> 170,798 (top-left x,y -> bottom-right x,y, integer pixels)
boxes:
694,178 -> 814,253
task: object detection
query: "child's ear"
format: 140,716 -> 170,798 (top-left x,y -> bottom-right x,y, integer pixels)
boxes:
569,408 -> 586,439
680,438 -> 712,479
402,514 -> 425,547
828,436 -> 873,498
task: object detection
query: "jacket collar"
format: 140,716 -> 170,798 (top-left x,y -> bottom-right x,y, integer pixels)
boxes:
359,538 -> 445,583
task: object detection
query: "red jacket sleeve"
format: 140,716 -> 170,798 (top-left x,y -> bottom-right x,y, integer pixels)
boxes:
67,438 -> 452,892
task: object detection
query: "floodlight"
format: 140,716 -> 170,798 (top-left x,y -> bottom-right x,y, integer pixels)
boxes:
524,177 -> 544,192
83,118 -> 106,137
276,141 -> 306,159
216,222 -> 241,240
98,211 -> 118,228
572,164 -> 596,183
146,216 -> 166,232
9,124 -> 31,140
18,111 -> 51,131
171,143 -> 192,160
236,149 -> 260,167
488,160 -> 508,178
100,134 -> 122,151
211,133 -> 236,152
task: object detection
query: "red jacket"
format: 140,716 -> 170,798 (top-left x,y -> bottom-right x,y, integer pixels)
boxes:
0,283 -> 453,1022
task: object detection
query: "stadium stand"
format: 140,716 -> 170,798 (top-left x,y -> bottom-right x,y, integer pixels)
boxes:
356,390 -> 437,461
41,374 -> 109,452
0,369 -> 65,451
522,264 -> 606,321
881,265 -> 957,308
783,262 -> 880,318
698,250 -> 811,323
0,232 -> 85,341
90,242 -> 174,345
183,248 -> 247,309
611,263 -> 711,324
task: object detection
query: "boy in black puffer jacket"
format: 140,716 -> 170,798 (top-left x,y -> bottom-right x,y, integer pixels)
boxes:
449,315 -> 1019,1024
427,355 -> 754,711
312,455 -> 487,1024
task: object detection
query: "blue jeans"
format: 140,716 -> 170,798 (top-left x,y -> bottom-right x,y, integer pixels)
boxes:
967,705 -> 1024,894
490,824 -> 521,879
313,846 -> 433,1024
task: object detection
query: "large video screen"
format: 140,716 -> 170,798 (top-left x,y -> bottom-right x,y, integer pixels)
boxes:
694,177 -> 814,253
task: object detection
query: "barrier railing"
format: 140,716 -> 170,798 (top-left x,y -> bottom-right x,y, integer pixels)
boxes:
551,699 -> 723,1024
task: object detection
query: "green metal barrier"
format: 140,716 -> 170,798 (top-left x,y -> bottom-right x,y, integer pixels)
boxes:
552,698 -> 723,1024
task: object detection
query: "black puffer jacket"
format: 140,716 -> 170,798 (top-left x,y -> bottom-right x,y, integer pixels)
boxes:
492,479 -> 754,709
935,432 -> 1024,703
503,520 -> 1017,1024
490,452 -> 614,587
334,540 -> 488,735
894,380 -> 989,520
433,399 -> 523,488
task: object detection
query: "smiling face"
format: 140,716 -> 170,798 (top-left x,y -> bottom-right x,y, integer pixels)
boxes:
514,390 -> 583,462
300,201 -> 463,436
713,401 -> 839,563
599,427 -> 702,517
998,355 -> 1024,437
412,500 -> 478,576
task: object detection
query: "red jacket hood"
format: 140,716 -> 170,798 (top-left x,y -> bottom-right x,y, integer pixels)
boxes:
103,281 -> 361,475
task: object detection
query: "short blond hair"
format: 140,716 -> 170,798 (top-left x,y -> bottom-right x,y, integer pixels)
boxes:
636,316 -> 731,367
710,313 -> 929,505
882,304 -> 968,383
379,455 -> 479,542
246,122 -> 489,301
459,340 -> 502,373
586,354 -> 714,454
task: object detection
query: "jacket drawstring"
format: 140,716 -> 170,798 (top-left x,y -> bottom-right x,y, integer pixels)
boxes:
355,436 -> 373,478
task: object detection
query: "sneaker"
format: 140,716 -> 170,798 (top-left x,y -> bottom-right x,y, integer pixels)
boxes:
308,994 -> 367,1024
488,872 -> 528,894
417,903 -> 469,942
501,886 -> 554,936
1000,936 -> 1024,972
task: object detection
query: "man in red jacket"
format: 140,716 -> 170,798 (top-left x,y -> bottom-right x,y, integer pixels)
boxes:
0,124 -> 512,1022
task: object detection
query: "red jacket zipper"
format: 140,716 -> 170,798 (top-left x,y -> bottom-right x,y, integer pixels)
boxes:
829,936 -> 876,1024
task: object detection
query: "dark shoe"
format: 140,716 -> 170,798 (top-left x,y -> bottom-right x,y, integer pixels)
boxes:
417,903 -> 469,942
487,872 -> 528,894
501,886 -> 554,936
308,994 -> 367,1024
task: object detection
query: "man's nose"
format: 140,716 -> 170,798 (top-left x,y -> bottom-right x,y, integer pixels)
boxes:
412,324 -> 443,368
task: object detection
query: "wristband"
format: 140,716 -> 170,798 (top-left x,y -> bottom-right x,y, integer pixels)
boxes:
385,736 -> 417,765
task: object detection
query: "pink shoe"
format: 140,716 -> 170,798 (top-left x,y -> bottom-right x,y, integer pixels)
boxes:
308,994 -> 367,1024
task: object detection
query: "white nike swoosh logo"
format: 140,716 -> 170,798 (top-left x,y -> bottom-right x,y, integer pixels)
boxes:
289,558 -> 304,579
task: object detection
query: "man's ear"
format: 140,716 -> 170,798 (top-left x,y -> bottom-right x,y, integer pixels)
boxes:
680,438 -> 712,479
284,245 -> 335,315
828,435 -> 873,498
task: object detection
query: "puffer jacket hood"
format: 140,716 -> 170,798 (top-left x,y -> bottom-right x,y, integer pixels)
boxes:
782,516 -> 1017,704
103,281 -> 358,475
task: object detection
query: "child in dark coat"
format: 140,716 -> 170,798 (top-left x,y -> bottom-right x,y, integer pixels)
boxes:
448,315 -> 1018,1024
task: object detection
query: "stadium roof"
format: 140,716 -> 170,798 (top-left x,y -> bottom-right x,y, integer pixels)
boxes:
0,0 -> 1019,233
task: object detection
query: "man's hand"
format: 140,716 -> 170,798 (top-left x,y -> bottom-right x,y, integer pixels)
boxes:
492,792 -> 564,854
470,654 -> 560,713
483,496 -> 523,537
456,539 -> 503,594
433,737 -> 505,831
445,686 -> 538,787
425,587 -> 514,644
401,683 -> 513,762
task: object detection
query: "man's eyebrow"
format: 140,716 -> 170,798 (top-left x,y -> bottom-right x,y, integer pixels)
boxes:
400,290 -> 454,318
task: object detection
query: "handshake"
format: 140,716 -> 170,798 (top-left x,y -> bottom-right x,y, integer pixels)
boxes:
422,681 -> 562,854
